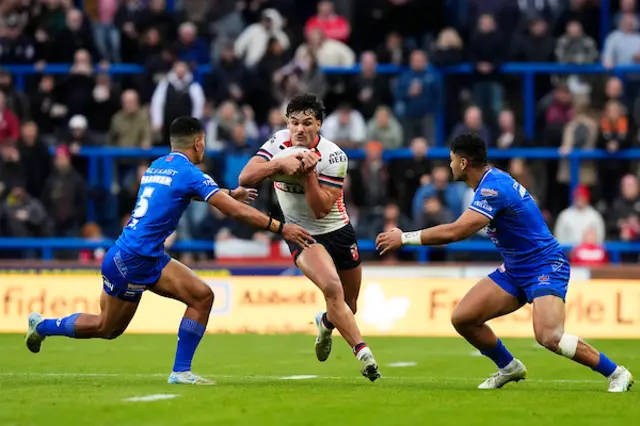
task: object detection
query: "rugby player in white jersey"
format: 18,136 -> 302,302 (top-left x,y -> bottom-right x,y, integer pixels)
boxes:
239,94 -> 380,381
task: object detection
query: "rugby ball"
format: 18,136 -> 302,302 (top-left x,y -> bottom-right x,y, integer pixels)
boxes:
271,146 -> 311,184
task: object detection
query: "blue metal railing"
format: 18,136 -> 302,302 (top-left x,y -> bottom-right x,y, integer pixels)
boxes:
7,61 -> 640,145
0,237 -> 635,264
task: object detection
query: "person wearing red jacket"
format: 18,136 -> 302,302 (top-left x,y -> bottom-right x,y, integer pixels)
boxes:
0,91 -> 19,146
305,0 -> 350,42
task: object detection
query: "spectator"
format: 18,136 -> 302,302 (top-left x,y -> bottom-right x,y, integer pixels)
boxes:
556,98 -> 598,208
555,20 -> 599,98
305,0 -> 351,42
598,100 -> 630,204
109,90 -> 151,148
415,195 -> 454,230
137,0 -> 179,42
350,140 -> 390,211
511,16 -> 555,63
150,61 -> 205,145
554,0 -> 601,43
431,28 -> 464,67
508,158 -> 540,203
1,184 -> 49,241
0,91 -> 20,146
234,8 -> 290,68
114,0 -> 144,63
88,74 -> 120,140
393,50 -> 440,144
17,122 -> 51,200
361,202 -> 412,247
470,14 -> 506,126
173,21 -> 209,66
0,145 -> 24,198
59,49 -> 97,119
603,13 -> 640,70
542,85 -> 574,147
0,70 -> 30,122
412,165 -> 466,220
554,185 -> 605,245
571,227 -> 609,266
349,51 -> 393,120
78,222 -> 106,263
614,0 -> 640,30
49,8 -> 102,63
608,174 -> 640,241
0,14 -> 39,64
366,106 -> 404,150
450,106 -> 492,145
94,0 -> 120,62
41,146 -> 87,237
321,103 -> 367,148
209,43 -> 251,106
390,137 -> 432,215
258,108 -> 287,143
295,28 -> 355,67
376,32 -> 409,66
29,75 -> 67,144
495,109 -> 526,149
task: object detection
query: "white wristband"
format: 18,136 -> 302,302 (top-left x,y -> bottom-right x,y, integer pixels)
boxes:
401,231 -> 422,246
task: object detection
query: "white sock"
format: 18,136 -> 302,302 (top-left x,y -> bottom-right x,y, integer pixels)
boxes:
499,358 -> 519,374
356,347 -> 373,361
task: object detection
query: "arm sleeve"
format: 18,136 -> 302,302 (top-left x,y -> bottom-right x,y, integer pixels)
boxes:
188,167 -> 220,201
255,134 -> 281,161
317,151 -> 348,189
468,184 -> 507,220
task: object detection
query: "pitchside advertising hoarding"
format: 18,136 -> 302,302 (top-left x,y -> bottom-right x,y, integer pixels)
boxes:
1,273 -> 639,338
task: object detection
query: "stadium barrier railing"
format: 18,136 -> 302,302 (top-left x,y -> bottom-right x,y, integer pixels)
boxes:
0,237 -> 639,264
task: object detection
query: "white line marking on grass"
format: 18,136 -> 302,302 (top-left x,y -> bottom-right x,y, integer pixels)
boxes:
279,375 -> 318,380
0,372 -> 604,384
123,394 -> 180,402
388,362 -> 417,368
470,350 -> 483,357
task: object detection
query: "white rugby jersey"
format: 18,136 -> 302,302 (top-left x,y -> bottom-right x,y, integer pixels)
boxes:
256,129 -> 350,235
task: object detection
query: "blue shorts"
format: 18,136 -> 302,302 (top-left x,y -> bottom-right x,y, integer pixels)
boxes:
101,245 -> 172,303
488,255 -> 570,304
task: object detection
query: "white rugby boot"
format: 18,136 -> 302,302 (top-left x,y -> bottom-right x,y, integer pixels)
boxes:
25,312 -> 46,354
167,371 -> 215,385
608,366 -> 634,393
357,347 -> 382,382
478,359 -> 527,389
314,312 -> 333,362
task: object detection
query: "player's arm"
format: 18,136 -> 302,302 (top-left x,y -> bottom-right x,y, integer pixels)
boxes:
238,155 -> 285,186
303,170 -> 341,219
193,187 -> 256,203
208,190 -> 314,246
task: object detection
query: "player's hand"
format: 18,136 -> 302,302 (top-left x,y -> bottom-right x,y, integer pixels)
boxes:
276,155 -> 304,175
231,186 -> 258,204
375,228 -> 403,255
282,224 -> 315,248
299,151 -> 320,173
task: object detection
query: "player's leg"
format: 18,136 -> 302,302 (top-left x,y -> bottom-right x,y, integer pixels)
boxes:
450,272 -> 527,389
26,288 -> 140,352
149,257 -> 215,385
297,245 -> 380,381
532,295 -> 633,392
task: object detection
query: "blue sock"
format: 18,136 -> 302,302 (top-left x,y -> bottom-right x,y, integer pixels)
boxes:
321,312 -> 335,330
36,314 -> 80,337
480,339 -> 514,369
172,318 -> 206,373
592,353 -> 617,377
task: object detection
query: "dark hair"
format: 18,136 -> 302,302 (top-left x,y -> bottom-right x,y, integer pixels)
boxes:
286,93 -> 325,122
449,133 -> 487,167
170,116 -> 203,138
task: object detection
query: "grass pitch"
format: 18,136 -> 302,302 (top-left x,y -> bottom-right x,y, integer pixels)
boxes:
1,334 -> 638,426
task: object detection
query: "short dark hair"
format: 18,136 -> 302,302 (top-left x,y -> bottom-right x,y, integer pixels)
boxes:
449,133 -> 488,167
169,116 -> 203,147
286,93 -> 325,122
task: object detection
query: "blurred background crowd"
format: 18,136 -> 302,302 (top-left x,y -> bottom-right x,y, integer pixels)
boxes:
0,0 -> 639,265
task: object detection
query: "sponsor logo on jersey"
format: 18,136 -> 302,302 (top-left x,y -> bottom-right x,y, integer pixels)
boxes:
328,151 -> 347,165
473,200 -> 493,212
274,182 -> 305,194
481,188 -> 498,197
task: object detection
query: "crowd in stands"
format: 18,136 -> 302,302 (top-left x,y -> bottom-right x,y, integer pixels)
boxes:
0,0 -> 640,264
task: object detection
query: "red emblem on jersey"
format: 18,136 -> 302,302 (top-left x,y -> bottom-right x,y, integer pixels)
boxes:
166,156 -> 173,162
350,243 -> 359,261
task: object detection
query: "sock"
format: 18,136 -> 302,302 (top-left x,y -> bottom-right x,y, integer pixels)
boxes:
321,312 -> 335,330
353,342 -> 368,357
172,318 -> 206,373
592,352 -> 618,378
36,314 -> 80,337
480,339 -> 514,369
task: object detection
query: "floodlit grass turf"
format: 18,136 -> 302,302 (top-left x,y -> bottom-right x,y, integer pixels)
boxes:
0,334 -> 638,426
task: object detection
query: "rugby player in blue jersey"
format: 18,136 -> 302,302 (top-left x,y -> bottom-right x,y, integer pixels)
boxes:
376,133 -> 633,392
24,117 -> 314,385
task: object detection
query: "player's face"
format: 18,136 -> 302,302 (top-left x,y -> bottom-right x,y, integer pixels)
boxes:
449,151 -> 467,182
287,111 -> 320,146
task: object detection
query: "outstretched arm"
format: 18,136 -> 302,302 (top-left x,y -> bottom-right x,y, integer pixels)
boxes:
238,156 -> 283,186
375,210 -> 491,255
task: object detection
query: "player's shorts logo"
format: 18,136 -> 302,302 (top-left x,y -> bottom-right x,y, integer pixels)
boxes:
350,243 -> 359,261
